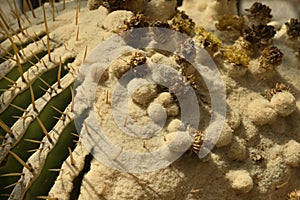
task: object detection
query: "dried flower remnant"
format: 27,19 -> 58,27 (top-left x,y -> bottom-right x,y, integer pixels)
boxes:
243,24 -> 276,48
249,46 -> 283,79
259,46 -> 283,70
222,45 -> 250,67
121,13 -> 150,31
245,2 -> 272,25
266,82 -> 292,100
220,45 -> 250,77
215,14 -> 244,32
170,10 -> 195,36
194,27 -> 222,53
285,18 -> 300,39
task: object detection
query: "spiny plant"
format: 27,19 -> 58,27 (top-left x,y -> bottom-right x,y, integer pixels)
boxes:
0,1 -> 81,199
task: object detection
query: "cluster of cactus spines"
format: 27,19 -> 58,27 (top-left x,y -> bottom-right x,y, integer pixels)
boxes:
0,1 -> 81,199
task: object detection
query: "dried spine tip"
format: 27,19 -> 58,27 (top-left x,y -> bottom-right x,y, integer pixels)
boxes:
8,151 -> 33,172
0,11 -> 10,30
28,0 -> 36,18
245,2 -> 272,25
51,0 -> 55,21
76,26 -> 79,41
42,2 -> 52,62
4,182 -> 19,189
285,18 -> 300,39
29,84 -> 37,112
68,147 -> 75,165
36,196 -> 58,200
58,57 -> 62,88
36,117 -> 53,144
0,20 -> 26,82
0,119 -> 14,137
0,173 -> 23,177
75,6 -> 79,25
70,86 -> 74,112
24,139 -> 43,144
83,46 -> 88,61
38,77 -> 54,92
13,0 -> 24,34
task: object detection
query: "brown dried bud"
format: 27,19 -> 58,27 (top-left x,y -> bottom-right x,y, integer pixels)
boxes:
259,46 -> 284,67
243,25 -> 276,46
122,14 -> 150,31
285,18 -> 300,39
245,2 -> 272,25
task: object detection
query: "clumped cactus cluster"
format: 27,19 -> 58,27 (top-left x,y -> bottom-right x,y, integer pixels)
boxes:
0,0 -> 299,200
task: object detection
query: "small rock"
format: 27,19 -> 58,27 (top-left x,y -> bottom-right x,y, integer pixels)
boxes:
167,119 -> 185,132
216,123 -> 233,148
166,103 -> 179,117
246,98 -> 277,125
147,103 -> 167,124
166,131 -> 193,152
127,78 -> 158,107
226,170 -> 253,193
154,92 -> 173,107
101,10 -> 134,32
228,137 -> 247,161
270,91 -> 296,117
282,140 -> 300,167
